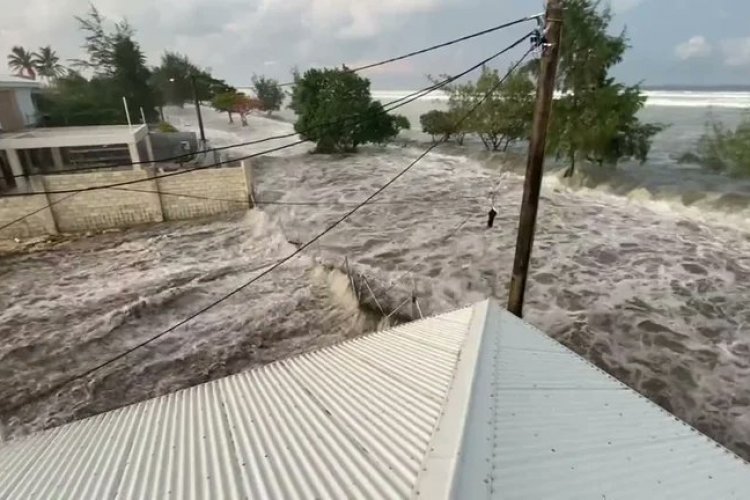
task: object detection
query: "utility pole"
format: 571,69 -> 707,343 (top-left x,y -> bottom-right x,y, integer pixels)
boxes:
190,74 -> 207,146
507,0 -> 563,318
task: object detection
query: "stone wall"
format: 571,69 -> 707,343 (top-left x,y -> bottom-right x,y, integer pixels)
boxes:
0,162 -> 252,239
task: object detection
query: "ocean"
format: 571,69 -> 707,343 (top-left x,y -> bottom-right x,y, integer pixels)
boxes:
3,90 -> 750,462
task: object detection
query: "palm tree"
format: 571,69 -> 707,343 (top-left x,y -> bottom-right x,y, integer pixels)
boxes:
32,46 -> 66,81
7,46 -> 36,79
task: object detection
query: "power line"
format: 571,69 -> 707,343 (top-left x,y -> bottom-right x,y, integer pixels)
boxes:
3,31 -> 533,201
10,16 -> 540,179
3,41 -> 533,414
278,14 -> 541,85
0,31 -> 533,236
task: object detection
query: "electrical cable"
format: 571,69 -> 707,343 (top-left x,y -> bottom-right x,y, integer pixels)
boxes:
10,16 -> 540,178
0,31 -> 533,237
278,14 -> 541,85
3,42 -> 534,414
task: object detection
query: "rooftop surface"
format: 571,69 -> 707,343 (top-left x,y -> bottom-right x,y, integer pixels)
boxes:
0,300 -> 748,499
0,125 -> 148,149
0,75 -> 41,89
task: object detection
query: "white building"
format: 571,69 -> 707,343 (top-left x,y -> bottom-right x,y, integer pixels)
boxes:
0,75 -> 41,131
0,76 -> 155,192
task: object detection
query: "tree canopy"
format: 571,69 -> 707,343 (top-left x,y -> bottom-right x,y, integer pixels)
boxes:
252,76 -> 284,115
151,52 -> 234,107
7,46 -> 36,79
37,6 -> 159,125
422,64 -> 534,150
290,67 -> 409,153
548,0 -> 663,176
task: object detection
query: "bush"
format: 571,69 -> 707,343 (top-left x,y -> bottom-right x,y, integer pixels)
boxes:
290,67 -> 409,153
695,118 -> 750,176
157,121 -> 178,133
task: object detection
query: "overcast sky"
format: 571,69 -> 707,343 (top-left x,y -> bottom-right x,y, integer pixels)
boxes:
1,0 -> 749,89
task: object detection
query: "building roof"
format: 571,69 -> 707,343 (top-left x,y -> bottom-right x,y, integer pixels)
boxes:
0,75 -> 42,90
0,125 -> 148,149
0,300 -> 749,499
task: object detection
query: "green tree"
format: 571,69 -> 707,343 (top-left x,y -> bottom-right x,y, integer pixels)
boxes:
252,76 -> 284,115
32,46 -> 66,81
72,5 -> 133,75
111,36 -> 159,122
469,67 -> 534,151
7,46 -> 36,79
212,91 -> 238,123
152,51 -> 235,107
420,110 -> 457,143
290,67 -> 408,153
38,6 -> 158,126
548,0 -> 663,177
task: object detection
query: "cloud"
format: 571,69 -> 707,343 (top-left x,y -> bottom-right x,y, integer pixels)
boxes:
721,37 -> 750,67
675,36 -> 712,61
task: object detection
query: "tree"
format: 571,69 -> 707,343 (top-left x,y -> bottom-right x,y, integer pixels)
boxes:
37,6 -> 158,126
232,94 -> 263,126
152,51 -> 235,107
212,91 -> 238,123
252,76 -> 284,115
420,110 -> 457,143
111,36 -> 159,122
7,46 -> 36,79
470,67 -> 534,151
33,46 -> 66,81
290,67 -> 408,153
72,5 -> 133,75
547,0 -> 663,177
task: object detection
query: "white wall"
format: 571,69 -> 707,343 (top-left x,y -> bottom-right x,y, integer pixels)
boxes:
14,88 -> 37,126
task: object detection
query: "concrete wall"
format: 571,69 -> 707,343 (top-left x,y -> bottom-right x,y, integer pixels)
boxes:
15,88 -> 37,127
158,167 -> 250,220
45,171 -> 163,233
149,132 -> 198,161
0,162 -> 252,239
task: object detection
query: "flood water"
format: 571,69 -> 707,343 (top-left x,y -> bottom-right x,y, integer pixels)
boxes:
2,99 -> 750,463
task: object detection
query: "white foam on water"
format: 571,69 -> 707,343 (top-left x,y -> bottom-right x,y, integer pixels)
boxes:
3,106 -> 750,464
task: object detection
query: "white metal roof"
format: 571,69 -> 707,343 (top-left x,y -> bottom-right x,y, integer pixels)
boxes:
1,300 -> 749,499
0,125 -> 147,149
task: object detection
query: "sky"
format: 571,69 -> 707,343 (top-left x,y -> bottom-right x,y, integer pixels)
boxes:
0,0 -> 749,89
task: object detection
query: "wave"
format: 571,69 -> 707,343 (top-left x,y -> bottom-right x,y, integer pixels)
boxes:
372,89 -> 750,109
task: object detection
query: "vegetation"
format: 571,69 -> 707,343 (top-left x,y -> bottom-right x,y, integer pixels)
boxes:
157,121 -> 178,133
420,110 -> 462,144
7,46 -> 38,79
32,46 -> 66,80
290,67 -> 409,153
421,66 -> 533,150
212,91 -> 238,123
252,76 -> 284,115
151,52 -> 234,107
15,5 -> 231,127
548,0 -> 663,176
689,117 -> 750,176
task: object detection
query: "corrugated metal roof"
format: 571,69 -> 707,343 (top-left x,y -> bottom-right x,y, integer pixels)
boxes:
0,307 -> 477,499
2,300 -> 750,500
447,302 -> 750,500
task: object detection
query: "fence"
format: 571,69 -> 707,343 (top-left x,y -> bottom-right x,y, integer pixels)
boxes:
0,162 -> 253,239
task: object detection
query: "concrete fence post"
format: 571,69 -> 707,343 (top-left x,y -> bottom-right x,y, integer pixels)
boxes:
241,160 -> 255,208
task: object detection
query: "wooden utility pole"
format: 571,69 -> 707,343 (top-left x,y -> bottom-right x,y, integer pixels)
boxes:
507,0 -> 563,317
